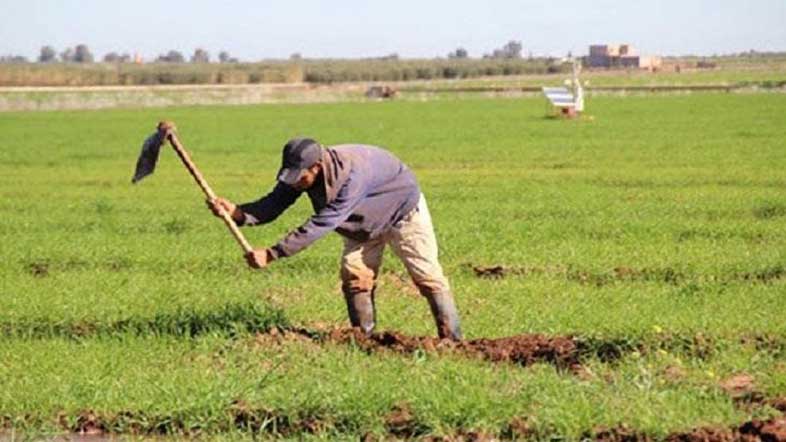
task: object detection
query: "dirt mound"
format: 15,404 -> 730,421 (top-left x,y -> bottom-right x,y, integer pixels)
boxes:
587,424 -> 651,441
583,417 -> 786,442
739,418 -> 786,442
321,328 -> 580,369
667,417 -> 786,442
770,397 -> 786,412
665,426 -> 736,442
384,403 -> 429,438
721,373 -> 756,395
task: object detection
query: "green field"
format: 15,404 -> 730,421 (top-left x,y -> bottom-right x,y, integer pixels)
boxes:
1,93 -> 786,440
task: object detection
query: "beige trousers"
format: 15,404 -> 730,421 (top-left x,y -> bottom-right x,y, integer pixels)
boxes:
340,194 -> 462,339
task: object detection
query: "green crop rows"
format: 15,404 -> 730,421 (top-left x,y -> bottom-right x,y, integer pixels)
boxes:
1,93 -> 785,439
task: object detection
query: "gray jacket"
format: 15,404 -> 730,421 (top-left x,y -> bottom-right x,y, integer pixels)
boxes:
238,144 -> 420,258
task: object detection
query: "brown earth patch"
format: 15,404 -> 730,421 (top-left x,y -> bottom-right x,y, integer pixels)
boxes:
28,261 -> 49,277
384,402 -> 429,438
718,374 -> 781,410
586,424 -> 651,442
665,426 -> 737,442
320,327 -> 581,370
662,365 -> 688,383
502,416 -> 535,439
424,430 -> 498,442
721,374 -> 757,397
739,418 -> 786,442
770,398 -> 786,413
667,417 -> 786,442
260,325 -> 764,370
582,417 -> 786,442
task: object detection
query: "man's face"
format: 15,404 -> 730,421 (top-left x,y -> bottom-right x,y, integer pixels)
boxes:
291,163 -> 321,191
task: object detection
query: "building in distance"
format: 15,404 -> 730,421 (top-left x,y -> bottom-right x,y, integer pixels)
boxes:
585,44 -> 662,70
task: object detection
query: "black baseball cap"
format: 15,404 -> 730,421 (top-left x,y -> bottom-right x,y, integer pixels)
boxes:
277,138 -> 322,185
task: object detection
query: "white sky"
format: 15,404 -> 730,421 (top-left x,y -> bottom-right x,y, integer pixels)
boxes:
1,0 -> 784,60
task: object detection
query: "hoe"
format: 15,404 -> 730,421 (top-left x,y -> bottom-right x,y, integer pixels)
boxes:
131,121 -> 253,255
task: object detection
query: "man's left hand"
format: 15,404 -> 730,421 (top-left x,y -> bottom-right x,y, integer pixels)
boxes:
245,248 -> 275,269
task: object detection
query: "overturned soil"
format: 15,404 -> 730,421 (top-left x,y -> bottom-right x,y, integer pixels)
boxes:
667,417 -> 786,442
584,416 -> 786,442
275,327 -> 581,370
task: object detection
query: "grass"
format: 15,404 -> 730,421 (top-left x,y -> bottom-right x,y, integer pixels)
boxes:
0,93 -> 785,438
1,335 -> 784,438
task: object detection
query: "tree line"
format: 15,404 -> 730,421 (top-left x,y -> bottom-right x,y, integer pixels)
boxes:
1,45 -> 238,64
2,41 -> 528,64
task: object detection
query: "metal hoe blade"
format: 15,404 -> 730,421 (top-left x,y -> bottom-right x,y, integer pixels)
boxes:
131,131 -> 167,183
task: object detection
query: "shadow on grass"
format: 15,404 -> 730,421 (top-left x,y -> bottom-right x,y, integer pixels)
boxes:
0,302 -> 288,339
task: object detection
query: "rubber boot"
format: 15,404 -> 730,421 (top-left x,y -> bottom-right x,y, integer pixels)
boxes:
425,291 -> 463,340
343,287 -> 377,335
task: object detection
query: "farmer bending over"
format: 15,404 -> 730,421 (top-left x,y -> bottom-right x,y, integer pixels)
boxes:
207,138 -> 463,340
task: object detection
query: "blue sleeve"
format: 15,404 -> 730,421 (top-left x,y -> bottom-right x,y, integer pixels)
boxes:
273,172 -> 366,257
238,181 -> 301,226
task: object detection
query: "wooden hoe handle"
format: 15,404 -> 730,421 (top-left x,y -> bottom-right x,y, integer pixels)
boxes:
157,121 -> 254,254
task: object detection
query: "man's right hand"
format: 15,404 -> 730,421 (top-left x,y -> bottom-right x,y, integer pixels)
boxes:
206,197 -> 245,224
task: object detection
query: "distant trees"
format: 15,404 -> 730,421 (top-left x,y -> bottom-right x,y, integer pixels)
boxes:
103,52 -> 132,63
20,42 -> 538,67
39,44 -> 132,63
60,48 -> 74,62
448,47 -> 469,59
484,40 -> 523,59
56,44 -> 94,63
445,41 -> 524,60
0,55 -> 28,63
156,50 -> 185,63
191,48 -> 210,63
74,44 -> 94,63
218,50 -> 239,63
38,46 -> 57,63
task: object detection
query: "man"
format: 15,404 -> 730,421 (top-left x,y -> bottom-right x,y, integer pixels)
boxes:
207,138 -> 462,340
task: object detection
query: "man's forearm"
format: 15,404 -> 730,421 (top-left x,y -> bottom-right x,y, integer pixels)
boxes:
238,182 -> 301,226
